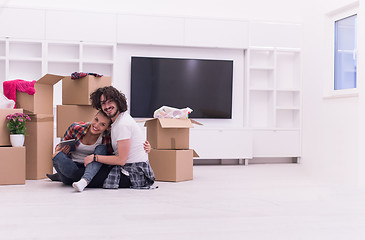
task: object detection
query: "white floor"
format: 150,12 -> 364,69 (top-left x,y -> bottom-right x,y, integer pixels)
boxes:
1,164 -> 365,240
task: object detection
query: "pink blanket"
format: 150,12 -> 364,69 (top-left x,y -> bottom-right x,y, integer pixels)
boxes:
3,80 -> 36,108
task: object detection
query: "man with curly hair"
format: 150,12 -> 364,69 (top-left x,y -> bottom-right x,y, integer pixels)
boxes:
87,86 -> 156,189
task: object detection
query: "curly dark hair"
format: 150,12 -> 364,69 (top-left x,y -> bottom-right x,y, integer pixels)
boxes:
90,86 -> 128,113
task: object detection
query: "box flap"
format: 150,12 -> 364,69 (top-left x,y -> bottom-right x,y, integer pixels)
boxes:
36,74 -> 64,85
190,119 -> 203,125
143,118 -> 202,128
193,150 -> 199,157
158,118 -> 194,128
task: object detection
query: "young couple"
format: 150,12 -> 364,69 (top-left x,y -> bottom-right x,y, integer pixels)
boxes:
50,86 -> 155,191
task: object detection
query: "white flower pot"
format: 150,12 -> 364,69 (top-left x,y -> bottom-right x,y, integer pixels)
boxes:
10,134 -> 25,147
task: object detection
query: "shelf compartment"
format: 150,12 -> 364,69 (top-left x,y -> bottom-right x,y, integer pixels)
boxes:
249,68 -> 274,89
276,109 -> 300,129
276,51 -> 300,89
0,60 -> 5,83
249,49 -> 274,68
249,90 -> 274,128
9,61 -> 42,81
82,63 -> 113,76
276,91 -> 300,109
0,41 -> 5,57
83,44 -> 114,62
47,62 -> 79,76
9,41 -> 42,59
48,43 -> 80,61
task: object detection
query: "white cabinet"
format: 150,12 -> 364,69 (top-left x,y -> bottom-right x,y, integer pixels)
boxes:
184,18 -> 249,48
117,15 -> 184,46
45,10 -> 117,42
249,21 -> 301,48
0,8 -> 46,39
190,128 -> 252,159
252,130 -> 300,157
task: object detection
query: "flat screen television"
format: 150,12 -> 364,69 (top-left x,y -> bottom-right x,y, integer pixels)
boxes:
130,56 -> 233,119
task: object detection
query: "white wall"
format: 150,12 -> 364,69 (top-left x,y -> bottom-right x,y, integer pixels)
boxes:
301,0 -> 362,185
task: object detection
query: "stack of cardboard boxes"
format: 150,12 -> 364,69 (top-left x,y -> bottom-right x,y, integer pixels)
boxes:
14,74 -> 111,180
145,118 -> 200,182
56,75 -> 111,139
0,108 -> 26,185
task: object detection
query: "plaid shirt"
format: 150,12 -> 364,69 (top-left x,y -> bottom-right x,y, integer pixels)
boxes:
103,161 -> 156,189
61,122 -> 113,155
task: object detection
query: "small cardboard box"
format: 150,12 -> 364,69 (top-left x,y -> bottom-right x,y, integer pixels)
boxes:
62,75 -> 112,105
56,105 -> 98,138
0,108 -> 23,146
25,113 -> 54,180
0,146 -> 26,185
16,74 -> 64,114
148,149 -> 198,182
144,118 -> 202,150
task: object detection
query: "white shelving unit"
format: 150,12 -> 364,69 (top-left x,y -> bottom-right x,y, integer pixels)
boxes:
0,38 -> 116,106
247,47 -> 301,160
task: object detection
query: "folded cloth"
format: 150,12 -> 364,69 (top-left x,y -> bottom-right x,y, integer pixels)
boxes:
71,72 -> 103,79
3,80 -> 36,108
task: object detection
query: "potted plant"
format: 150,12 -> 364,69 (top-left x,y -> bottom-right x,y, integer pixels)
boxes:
6,112 -> 31,147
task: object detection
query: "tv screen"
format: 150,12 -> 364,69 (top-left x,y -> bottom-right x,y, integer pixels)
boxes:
130,56 -> 233,119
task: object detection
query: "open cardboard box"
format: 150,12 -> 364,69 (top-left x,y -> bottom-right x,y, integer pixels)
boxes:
62,75 -> 111,105
16,74 -> 64,114
143,118 -> 202,150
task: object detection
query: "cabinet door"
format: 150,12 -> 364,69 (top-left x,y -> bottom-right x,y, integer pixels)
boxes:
46,11 -> 117,42
0,8 -> 45,39
185,18 -> 249,48
252,130 -> 300,157
190,129 -> 252,159
249,22 -> 301,48
117,15 -> 184,46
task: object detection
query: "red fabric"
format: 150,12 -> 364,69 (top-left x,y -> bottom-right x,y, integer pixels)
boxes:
3,80 -> 36,108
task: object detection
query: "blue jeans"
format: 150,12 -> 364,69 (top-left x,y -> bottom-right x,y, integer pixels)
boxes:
52,144 -> 107,185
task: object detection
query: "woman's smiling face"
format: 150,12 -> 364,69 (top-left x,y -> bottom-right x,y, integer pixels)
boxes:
89,111 -> 111,135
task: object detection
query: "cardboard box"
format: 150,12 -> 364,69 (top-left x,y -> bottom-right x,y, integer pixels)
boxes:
0,108 -> 23,146
25,114 -> 54,179
56,105 -> 98,138
16,74 -> 64,114
0,146 -> 26,185
144,118 -> 202,150
149,149 -> 198,182
62,75 -> 111,105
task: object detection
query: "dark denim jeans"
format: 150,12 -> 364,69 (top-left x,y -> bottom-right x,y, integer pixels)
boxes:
52,144 -> 106,185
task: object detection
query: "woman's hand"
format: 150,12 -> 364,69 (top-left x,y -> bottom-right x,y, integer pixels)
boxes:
52,145 -> 71,158
144,140 -> 151,153
84,154 -> 94,167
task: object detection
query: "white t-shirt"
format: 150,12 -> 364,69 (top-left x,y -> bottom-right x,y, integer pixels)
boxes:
71,135 -> 103,163
111,112 -> 148,164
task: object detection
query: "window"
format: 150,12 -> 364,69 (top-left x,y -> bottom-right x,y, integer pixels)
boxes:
334,14 -> 357,90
